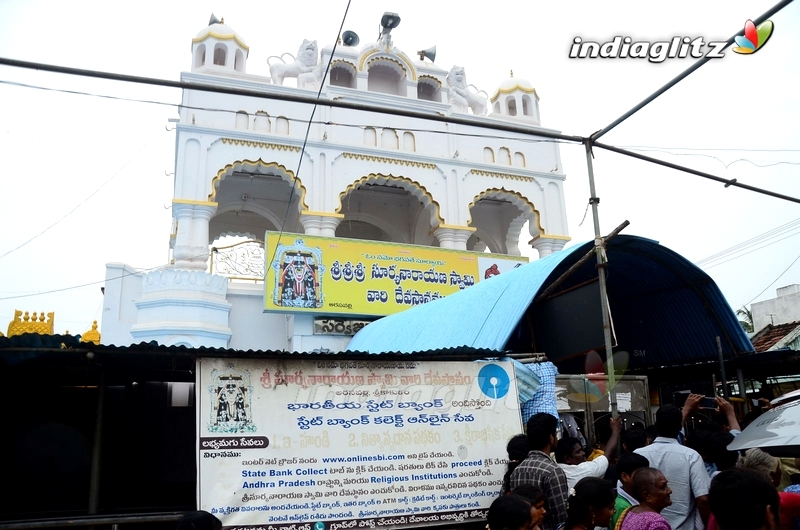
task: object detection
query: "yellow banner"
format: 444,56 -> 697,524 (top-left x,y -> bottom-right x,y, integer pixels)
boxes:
264,232 -> 527,317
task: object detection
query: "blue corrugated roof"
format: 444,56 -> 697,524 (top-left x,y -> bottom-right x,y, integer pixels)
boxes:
347,235 -> 754,370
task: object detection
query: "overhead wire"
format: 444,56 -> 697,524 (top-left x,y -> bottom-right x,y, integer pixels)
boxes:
695,217 -> 800,267
0,142 -> 149,260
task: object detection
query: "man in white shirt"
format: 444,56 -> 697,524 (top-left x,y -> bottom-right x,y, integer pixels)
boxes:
635,404 -> 710,530
555,416 -> 621,489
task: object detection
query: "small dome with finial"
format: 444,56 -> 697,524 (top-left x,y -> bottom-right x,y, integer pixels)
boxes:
489,71 -> 540,125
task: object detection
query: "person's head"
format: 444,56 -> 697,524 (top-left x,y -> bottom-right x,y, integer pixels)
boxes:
504,433 -> 533,493
655,405 -> 683,439
622,429 -> 647,453
555,437 -> 585,465
594,421 -> 612,447
565,477 -> 616,529
512,485 -> 547,528
708,431 -> 737,471
487,494 -> 533,530
685,428 -> 714,462
508,433 -> 531,462
176,511 -> 222,530
739,448 -> 782,487
710,468 -> 780,530
631,467 -> 672,513
617,452 -> 650,491
645,425 -> 658,444
526,413 -> 558,452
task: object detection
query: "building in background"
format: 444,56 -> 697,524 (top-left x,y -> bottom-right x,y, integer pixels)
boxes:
101,15 -> 570,351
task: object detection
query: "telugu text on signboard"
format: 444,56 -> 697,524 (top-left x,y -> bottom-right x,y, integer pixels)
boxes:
264,232 -> 527,317
197,359 -> 523,530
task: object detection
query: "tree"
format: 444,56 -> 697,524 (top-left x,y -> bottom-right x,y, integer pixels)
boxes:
736,307 -> 754,333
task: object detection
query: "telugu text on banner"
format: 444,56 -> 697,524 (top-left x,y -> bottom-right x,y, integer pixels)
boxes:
197,358 -> 523,530
264,232 -> 527,317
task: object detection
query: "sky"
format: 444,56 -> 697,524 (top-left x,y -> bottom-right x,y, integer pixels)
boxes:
0,0 -> 798,336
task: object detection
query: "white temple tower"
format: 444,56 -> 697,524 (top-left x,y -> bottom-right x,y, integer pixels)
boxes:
102,14 -> 570,350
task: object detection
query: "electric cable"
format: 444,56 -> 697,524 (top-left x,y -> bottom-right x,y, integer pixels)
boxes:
695,217 -> 800,266
0,142 -> 149,260
739,251 -> 800,311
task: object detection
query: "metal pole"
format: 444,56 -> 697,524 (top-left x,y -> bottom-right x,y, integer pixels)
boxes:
88,371 -> 107,515
584,140 -> 618,418
737,368 -> 750,415
716,336 -> 730,400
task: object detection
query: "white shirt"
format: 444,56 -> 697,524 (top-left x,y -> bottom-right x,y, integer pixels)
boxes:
557,455 -> 608,489
616,479 -> 639,507
635,437 -> 710,530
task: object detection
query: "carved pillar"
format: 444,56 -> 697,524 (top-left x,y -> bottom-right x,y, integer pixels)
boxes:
530,236 -> 569,258
299,212 -> 344,237
172,201 -> 217,270
433,225 -> 475,250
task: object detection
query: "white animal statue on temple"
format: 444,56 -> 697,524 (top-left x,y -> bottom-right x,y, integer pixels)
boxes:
268,40 -> 319,85
447,66 -> 488,116
297,62 -> 326,91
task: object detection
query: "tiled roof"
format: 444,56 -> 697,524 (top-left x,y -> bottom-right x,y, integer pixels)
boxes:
751,321 -> 800,352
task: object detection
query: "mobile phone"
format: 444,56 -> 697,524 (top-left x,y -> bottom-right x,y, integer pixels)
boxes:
751,398 -> 760,407
700,397 -> 717,408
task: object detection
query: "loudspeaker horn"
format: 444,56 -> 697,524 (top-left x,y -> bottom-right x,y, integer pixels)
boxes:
342,30 -> 360,47
208,14 -> 221,25
417,46 -> 436,63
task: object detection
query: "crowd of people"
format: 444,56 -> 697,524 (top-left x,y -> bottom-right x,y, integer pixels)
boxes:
489,394 -> 800,530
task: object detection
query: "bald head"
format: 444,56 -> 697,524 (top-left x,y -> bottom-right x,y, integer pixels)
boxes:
632,467 -> 664,501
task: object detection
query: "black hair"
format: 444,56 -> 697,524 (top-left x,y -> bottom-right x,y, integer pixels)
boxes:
655,405 -> 683,439
487,494 -> 532,530
708,431 -> 737,471
526,413 -> 558,451
594,421 -> 612,445
622,429 -> 647,453
176,511 -> 222,530
645,425 -> 658,441
617,452 -> 650,478
565,477 -> 615,529
503,434 -> 531,493
685,428 -> 714,458
710,468 -> 780,530
631,467 -> 663,502
555,437 -> 582,464
512,484 -> 546,506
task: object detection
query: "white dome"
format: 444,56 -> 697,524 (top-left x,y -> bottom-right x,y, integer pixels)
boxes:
491,75 -> 538,102
193,23 -> 249,52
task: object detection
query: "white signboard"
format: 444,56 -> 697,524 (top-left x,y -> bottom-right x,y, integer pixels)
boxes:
197,359 -> 522,530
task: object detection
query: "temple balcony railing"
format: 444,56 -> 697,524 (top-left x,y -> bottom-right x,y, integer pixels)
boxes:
208,240 -> 265,283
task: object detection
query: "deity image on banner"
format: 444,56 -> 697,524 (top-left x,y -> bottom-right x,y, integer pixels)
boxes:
271,239 -> 324,309
208,366 -> 256,433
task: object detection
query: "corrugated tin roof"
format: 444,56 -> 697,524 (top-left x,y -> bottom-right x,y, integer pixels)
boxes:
347,235 -> 754,370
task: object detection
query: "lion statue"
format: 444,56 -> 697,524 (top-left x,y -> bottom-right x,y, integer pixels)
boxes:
268,40 -> 319,86
446,66 -> 487,116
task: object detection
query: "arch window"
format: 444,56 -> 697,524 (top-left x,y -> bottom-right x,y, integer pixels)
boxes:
235,111 -> 249,130
522,95 -> 533,117
499,147 -> 512,165
213,44 -> 227,66
417,77 -> 442,102
254,111 -> 270,132
276,117 -> 290,135
367,60 -> 406,96
364,127 -> 377,146
381,128 -> 398,149
483,147 -> 495,163
234,49 -> 245,72
195,44 -> 206,68
506,96 -> 517,116
514,152 -> 526,167
330,63 -> 356,88
403,132 -> 416,152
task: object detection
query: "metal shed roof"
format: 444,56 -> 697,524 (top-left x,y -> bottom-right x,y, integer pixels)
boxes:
347,235 -> 754,371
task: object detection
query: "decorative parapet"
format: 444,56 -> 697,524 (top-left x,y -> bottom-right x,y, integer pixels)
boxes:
142,269 -> 228,297
342,152 -> 436,169
6,310 -> 54,337
80,321 -> 101,345
220,138 -> 300,152
470,169 -> 538,184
